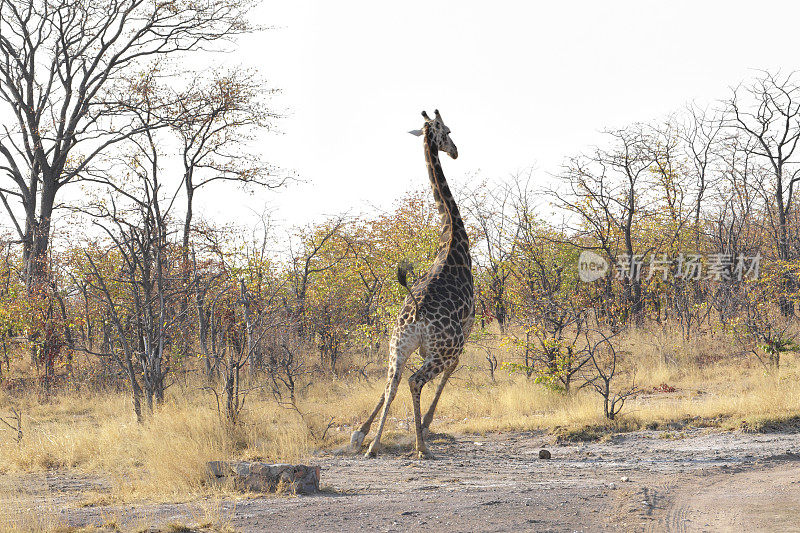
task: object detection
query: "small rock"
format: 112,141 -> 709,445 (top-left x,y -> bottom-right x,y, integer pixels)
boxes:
608,482 -> 617,489
539,449 -> 551,459
474,441 -> 484,446
621,476 -> 630,482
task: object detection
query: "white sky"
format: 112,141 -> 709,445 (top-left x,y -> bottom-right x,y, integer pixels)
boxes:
6,0 -> 800,235
205,0 -> 800,228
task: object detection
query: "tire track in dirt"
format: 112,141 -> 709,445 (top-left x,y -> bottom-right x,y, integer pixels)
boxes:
647,476 -> 690,533
655,460 -> 800,533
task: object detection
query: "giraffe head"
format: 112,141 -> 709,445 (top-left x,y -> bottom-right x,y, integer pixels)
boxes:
409,109 -> 458,159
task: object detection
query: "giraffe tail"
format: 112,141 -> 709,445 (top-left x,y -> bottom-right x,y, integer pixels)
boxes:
397,260 -> 419,313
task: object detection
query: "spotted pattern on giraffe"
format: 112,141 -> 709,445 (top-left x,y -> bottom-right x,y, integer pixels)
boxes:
350,109 -> 475,460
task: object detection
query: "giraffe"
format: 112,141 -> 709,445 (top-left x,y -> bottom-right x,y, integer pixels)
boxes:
350,109 -> 474,459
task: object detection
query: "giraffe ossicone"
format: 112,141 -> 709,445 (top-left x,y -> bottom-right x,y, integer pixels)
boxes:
350,109 -> 474,459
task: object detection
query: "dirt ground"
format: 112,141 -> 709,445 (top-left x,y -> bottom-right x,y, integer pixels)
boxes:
7,428 -> 800,532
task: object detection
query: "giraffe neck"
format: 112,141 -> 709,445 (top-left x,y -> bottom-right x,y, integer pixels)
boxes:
423,133 -> 470,265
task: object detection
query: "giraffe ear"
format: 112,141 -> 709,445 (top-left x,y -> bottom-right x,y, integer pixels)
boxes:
408,129 -> 423,137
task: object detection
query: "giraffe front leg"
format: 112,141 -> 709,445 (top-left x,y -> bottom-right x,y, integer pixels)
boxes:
350,392 -> 384,451
365,324 -> 419,458
366,368 -> 402,458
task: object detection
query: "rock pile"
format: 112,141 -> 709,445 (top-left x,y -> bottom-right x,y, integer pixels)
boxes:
207,461 -> 320,494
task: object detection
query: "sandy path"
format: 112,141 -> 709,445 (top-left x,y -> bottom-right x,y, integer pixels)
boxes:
8,428 -> 800,532
656,459 -> 800,532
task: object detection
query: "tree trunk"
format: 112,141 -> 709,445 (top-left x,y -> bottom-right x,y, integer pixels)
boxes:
24,182 -> 57,291
126,357 -> 144,424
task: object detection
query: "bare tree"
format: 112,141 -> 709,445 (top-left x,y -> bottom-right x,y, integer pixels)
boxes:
286,217 -> 349,339
510,189 -> 589,391
173,68 -> 283,260
462,178 -> 518,332
84,209 -> 187,421
0,407 -> 22,444
261,320 -> 310,404
552,126 -> 659,324
705,132 -> 765,324
583,327 -> 637,420
202,277 -> 299,425
680,104 -> 725,246
81,121 -> 192,420
733,280 -> 797,370
647,118 -> 690,237
0,0 -> 252,289
191,249 -> 224,376
728,71 -> 800,315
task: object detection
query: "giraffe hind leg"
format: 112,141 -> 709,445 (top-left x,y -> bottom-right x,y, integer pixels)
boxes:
421,358 -> 458,433
422,319 -> 471,434
409,356 -> 453,459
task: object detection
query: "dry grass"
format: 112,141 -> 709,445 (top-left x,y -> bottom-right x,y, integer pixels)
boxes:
0,499 -> 69,533
332,326 -> 800,438
0,325 -> 798,522
0,386 -> 312,497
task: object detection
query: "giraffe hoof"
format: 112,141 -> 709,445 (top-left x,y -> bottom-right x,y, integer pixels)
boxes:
365,442 -> 380,458
416,449 -> 435,460
350,430 -> 366,451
